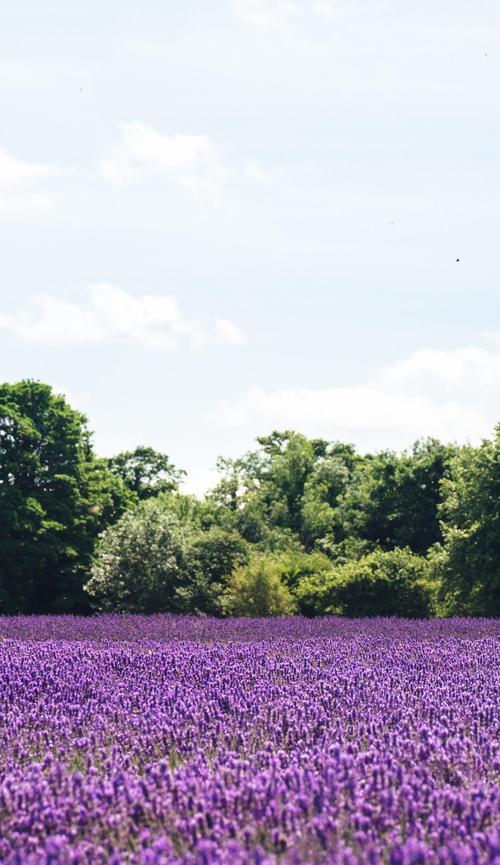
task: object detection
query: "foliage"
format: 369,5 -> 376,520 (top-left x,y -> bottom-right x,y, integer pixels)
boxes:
85,499 -> 189,612
86,497 -> 249,614
179,526 -> 250,614
271,547 -> 335,591
106,446 -> 185,499
0,380 -> 133,613
210,433 -> 454,558
222,554 -> 296,617
296,548 -> 434,618
436,429 -> 500,615
333,439 -> 457,555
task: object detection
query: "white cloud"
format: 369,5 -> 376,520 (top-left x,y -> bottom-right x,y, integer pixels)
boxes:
0,283 -> 246,350
0,146 -> 59,216
100,122 -> 274,195
0,146 -> 57,187
100,123 -> 226,191
181,466 -> 221,496
0,192 -> 55,215
234,0 -> 299,30
234,0 -> 378,28
209,343 -> 500,449
214,318 -> 248,346
312,0 -> 377,17
313,1 -> 339,16
380,346 -> 500,397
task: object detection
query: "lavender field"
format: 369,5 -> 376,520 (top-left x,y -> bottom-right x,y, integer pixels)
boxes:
0,617 -> 498,865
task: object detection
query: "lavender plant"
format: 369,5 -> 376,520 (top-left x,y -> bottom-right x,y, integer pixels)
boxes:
0,615 -> 497,865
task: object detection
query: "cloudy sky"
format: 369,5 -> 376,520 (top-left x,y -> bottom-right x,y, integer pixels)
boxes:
1,0 -> 500,491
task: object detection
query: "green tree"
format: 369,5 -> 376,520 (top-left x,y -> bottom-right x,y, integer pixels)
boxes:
437,429 -> 500,615
335,439 -> 456,555
85,499 -> 189,612
210,433 -> 359,550
269,548 -> 334,591
107,446 -> 185,500
222,554 -> 296,617
0,380 -> 132,612
86,497 -> 249,614
299,443 -> 360,550
179,526 -> 249,614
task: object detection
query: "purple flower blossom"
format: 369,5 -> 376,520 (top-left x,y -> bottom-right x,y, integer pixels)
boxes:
0,615 -> 497,864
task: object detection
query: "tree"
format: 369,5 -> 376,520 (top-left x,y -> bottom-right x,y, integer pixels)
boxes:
299,443 -> 360,550
334,439 -> 456,556
179,526 -> 249,614
86,497 -> 250,615
0,380 -> 132,612
437,429 -> 500,615
85,499 -> 189,612
295,548 -> 434,618
210,433 -> 359,550
222,555 -> 296,617
107,446 -> 185,500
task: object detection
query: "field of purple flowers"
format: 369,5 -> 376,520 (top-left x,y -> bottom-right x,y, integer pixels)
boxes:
0,616 -> 498,865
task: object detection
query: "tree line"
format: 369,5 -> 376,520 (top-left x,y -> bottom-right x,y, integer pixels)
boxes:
0,380 -> 498,617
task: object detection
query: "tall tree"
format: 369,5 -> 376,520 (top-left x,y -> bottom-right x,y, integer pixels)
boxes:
210,432 -> 351,547
437,429 -> 500,615
107,446 -> 185,500
335,439 -> 456,555
0,380 -> 132,612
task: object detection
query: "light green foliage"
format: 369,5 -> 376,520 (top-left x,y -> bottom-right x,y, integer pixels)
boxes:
85,500 -> 189,612
437,429 -> 500,615
295,548 -> 434,618
260,548 -> 337,615
210,433 -> 360,551
86,498 -> 249,614
272,548 -> 335,590
210,433 -> 453,561
299,442 -> 360,549
222,554 -> 296,617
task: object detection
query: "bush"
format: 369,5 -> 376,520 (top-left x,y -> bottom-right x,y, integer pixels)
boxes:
273,548 -> 335,590
257,548 -> 335,615
178,527 -> 250,615
222,555 -> 296,617
296,548 -> 434,618
85,500 -> 189,612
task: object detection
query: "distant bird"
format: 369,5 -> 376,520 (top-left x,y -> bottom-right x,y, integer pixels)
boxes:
456,258 -> 460,262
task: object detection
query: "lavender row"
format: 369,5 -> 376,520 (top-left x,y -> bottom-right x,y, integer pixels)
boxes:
0,614 -> 498,642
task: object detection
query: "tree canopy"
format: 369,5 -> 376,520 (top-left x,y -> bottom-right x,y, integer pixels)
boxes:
2,379 -> 499,618
107,446 -> 185,500
0,382 -> 132,611
437,429 -> 500,616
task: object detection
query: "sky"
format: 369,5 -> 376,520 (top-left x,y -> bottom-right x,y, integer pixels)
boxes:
1,0 -> 500,492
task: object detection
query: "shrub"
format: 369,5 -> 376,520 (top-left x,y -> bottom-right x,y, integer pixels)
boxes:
222,555 -> 296,617
178,527 -> 250,615
273,548 -> 335,590
296,547 -> 434,618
